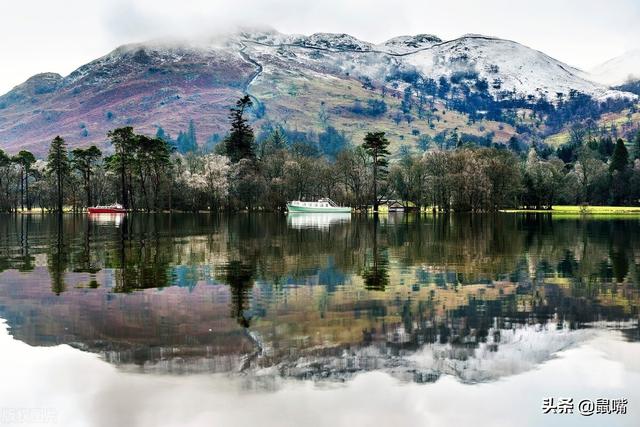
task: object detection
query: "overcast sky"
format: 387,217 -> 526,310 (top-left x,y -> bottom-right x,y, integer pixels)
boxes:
1,0 -> 639,94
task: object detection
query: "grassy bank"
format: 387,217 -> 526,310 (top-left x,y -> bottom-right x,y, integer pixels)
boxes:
502,205 -> 640,215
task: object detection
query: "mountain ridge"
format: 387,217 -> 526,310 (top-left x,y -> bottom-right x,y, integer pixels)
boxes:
0,29 -> 636,155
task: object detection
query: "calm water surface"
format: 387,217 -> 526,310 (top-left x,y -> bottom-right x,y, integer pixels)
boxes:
0,213 -> 638,426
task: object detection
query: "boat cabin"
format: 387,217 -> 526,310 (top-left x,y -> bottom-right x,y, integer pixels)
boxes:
289,199 -> 338,208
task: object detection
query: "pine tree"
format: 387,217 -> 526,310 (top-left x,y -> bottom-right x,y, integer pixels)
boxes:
598,136 -> 615,160
46,136 -> 70,212
610,138 -> 629,173
224,95 -> 255,163
187,119 -> 198,152
261,128 -> 287,157
633,131 -> 640,161
155,126 -> 166,141
508,136 -> 521,153
270,128 -> 286,149
107,127 -> 136,209
362,131 -> 391,212
176,131 -> 187,153
71,145 -> 102,207
13,150 -> 36,211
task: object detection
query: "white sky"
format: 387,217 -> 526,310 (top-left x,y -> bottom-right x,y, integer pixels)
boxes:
1,0 -> 639,94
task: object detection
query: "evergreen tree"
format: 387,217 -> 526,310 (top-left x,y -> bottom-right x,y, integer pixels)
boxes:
175,125 -> 197,153
508,136 -> 522,154
261,128 -> 287,157
71,145 -> 102,207
633,131 -> 640,161
610,138 -> 629,172
269,128 -> 286,149
318,126 -> 348,160
401,87 -> 412,113
224,95 -> 256,163
13,150 -> 36,211
107,127 -> 137,209
597,136 -> 615,160
437,76 -> 450,99
135,135 -> 172,211
155,126 -> 167,141
186,119 -> 198,152
46,136 -> 70,212
176,131 -> 187,153
362,131 -> 391,212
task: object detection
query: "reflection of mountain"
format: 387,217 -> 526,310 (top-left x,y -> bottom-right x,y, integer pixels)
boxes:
249,323 -> 602,383
0,213 -> 638,381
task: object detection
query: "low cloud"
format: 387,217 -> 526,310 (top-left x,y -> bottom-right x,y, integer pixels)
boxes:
0,0 -> 638,94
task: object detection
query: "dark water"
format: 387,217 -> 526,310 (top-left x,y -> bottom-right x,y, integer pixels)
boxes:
0,212 -> 638,379
1,212 -> 639,426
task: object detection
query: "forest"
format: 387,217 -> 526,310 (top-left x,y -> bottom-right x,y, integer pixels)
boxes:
1,95 -> 639,213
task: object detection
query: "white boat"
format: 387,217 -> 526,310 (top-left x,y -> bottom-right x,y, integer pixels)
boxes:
286,198 -> 351,213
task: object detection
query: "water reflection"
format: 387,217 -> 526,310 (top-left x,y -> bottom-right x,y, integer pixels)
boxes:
88,212 -> 125,226
1,317 -> 638,427
219,260 -> 256,328
361,217 -> 389,291
287,212 -> 351,230
0,213 -> 638,381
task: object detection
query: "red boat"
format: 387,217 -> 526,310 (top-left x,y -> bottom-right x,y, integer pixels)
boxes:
88,203 -> 126,214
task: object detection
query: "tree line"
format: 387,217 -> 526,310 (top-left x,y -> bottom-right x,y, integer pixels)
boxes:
1,95 -> 640,213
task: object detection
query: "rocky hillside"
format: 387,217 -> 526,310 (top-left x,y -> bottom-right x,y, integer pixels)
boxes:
0,29 -> 636,155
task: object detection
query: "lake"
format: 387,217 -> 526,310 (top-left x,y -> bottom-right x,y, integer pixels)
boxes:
0,212 -> 638,427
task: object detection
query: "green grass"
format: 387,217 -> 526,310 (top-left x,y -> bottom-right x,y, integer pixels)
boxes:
502,205 -> 640,215
544,132 -> 570,148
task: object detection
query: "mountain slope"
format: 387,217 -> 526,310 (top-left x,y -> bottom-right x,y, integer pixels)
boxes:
590,49 -> 640,86
0,29 -> 635,155
0,40 -> 255,154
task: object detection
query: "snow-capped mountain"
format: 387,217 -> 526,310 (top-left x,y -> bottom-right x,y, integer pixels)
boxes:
402,35 -> 614,99
375,34 -> 443,54
239,30 -> 623,100
0,29 -> 635,154
590,49 -> 640,86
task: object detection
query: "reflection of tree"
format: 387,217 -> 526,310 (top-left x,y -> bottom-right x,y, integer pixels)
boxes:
113,215 -> 174,292
17,215 -> 35,272
2,212 -> 640,370
47,214 -> 68,295
113,215 -> 129,292
71,215 -> 100,275
609,220 -> 631,283
557,250 -> 578,276
361,217 -> 389,291
610,249 -> 629,283
219,260 -> 255,327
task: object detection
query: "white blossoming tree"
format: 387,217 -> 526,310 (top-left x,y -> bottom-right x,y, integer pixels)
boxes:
177,154 -> 230,211
202,154 -> 230,210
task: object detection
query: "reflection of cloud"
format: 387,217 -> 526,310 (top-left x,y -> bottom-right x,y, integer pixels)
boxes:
2,318 -> 640,427
3,0 -> 640,94
592,333 -> 640,374
409,323 -> 595,383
